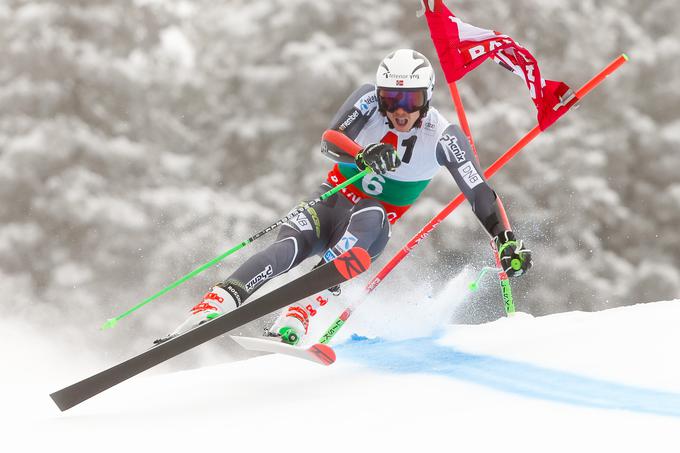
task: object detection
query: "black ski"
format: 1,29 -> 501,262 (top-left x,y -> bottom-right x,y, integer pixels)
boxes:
50,247 -> 371,412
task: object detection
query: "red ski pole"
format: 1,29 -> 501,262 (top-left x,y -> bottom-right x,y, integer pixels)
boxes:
319,53 -> 629,344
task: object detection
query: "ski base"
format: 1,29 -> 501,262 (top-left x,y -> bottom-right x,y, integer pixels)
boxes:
230,336 -> 336,366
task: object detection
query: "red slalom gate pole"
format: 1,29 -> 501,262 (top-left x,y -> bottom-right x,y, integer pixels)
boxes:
484,54 -> 629,177
448,81 -> 479,160
318,54 -> 629,344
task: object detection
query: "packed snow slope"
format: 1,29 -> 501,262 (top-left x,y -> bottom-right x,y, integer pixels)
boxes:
4,295 -> 680,453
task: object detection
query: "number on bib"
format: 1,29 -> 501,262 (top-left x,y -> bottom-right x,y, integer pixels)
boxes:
362,172 -> 385,196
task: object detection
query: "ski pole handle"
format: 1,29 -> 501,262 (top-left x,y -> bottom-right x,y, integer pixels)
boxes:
468,266 -> 498,292
102,167 -> 371,330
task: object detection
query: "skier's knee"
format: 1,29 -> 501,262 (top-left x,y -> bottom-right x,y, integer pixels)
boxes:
346,199 -> 390,259
351,199 -> 387,229
223,234 -> 302,300
269,235 -> 304,272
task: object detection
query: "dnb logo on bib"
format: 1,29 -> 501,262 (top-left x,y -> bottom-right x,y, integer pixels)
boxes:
458,161 -> 483,189
286,212 -> 312,232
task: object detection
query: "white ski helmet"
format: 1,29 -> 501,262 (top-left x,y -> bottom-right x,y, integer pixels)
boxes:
375,49 -> 435,126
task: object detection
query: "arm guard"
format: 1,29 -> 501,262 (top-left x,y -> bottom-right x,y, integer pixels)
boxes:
320,130 -> 363,163
436,124 -> 512,238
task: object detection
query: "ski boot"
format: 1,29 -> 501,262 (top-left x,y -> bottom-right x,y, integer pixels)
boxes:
154,286 -> 238,345
266,303 -> 311,346
264,326 -> 303,346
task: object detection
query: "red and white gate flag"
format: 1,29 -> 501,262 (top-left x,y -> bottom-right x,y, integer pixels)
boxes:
423,0 -> 578,131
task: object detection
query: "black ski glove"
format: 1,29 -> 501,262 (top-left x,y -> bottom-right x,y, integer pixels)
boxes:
493,230 -> 532,277
355,143 -> 401,175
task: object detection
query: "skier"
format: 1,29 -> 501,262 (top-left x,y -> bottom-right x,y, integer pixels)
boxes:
161,49 -> 532,345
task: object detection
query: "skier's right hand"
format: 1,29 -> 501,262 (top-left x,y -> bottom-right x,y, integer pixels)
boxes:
494,230 -> 533,277
355,143 -> 401,175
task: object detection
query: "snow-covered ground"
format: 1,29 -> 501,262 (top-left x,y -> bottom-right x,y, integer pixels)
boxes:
4,286 -> 680,452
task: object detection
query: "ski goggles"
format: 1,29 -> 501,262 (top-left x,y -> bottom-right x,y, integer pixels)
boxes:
377,88 -> 427,113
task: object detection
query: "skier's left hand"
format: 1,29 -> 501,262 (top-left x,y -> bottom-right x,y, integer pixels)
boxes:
493,230 -> 532,277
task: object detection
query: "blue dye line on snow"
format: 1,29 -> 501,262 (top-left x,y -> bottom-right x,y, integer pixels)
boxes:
336,335 -> 680,419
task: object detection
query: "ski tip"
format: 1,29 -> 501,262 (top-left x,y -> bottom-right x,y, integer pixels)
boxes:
333,247 -> 371,280
309,343 -> 336,366
622,53 -> 630,62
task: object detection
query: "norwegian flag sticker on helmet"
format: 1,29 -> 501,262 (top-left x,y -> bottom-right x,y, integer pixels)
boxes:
396,80 -> 404,86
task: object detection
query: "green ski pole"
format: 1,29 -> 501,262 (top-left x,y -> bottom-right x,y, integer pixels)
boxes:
492,244 -> 516,316
102,168 -> 371,330
468,266 -> 498,292
468,260 -> 515,316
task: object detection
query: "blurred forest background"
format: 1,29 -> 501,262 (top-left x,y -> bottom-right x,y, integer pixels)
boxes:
1,0 -> 678,358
